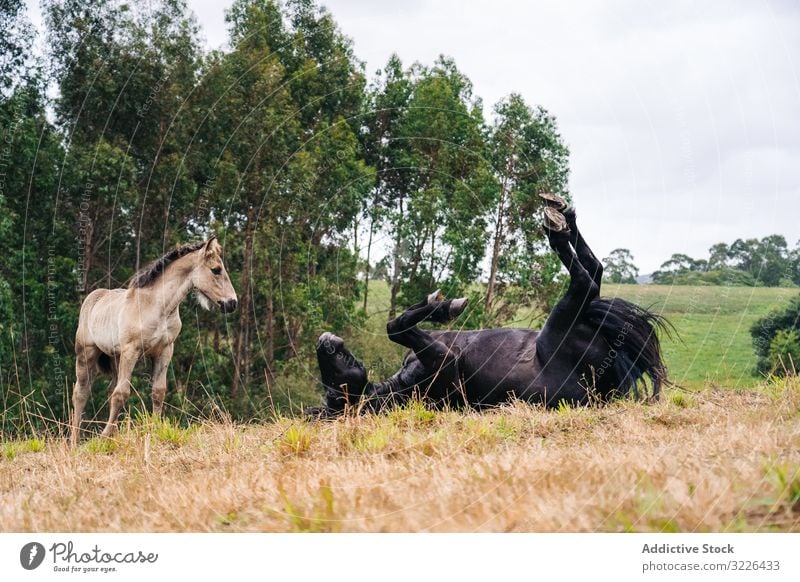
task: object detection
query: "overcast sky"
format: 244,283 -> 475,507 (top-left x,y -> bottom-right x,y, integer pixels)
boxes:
193,0 -> 800,273
28,0 -> 800,272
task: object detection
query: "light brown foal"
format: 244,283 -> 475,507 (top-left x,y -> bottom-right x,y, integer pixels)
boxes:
71,236 -> 237,444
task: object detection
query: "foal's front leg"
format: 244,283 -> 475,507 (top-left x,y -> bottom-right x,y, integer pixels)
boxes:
101,348 -> 140,437
151,344 -> 174,416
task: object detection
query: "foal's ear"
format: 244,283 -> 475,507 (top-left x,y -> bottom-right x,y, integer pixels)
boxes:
204,235 -> 220,257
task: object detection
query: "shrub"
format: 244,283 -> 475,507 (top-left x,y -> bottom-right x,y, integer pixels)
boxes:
751,296 -> 800,376
767,330 -> 800,374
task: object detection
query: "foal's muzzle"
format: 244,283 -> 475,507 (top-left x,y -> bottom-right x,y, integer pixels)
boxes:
219,299 -> 238,313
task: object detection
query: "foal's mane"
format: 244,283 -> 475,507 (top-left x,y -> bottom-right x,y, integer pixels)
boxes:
128,241 -> 206,289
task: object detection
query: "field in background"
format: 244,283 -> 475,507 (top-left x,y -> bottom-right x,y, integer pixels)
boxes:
603,284 -> 797,388
2,380 -> 798,532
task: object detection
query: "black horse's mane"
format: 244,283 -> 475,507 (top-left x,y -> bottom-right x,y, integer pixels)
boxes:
128,241 -> 205,289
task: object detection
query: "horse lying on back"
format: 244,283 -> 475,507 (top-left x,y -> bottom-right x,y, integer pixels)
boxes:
314,195 -> 670,415
71,236 -> 237,444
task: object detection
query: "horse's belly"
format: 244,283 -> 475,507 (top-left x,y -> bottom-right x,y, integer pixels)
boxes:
86,306 -> 123,354
459,333 -> 540,406
462,360 -> 540,405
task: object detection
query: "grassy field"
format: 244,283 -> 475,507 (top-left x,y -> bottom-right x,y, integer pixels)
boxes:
1,282 -> 799,532
1,380 -> 798,532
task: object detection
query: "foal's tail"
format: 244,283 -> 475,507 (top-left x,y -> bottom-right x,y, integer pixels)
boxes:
585,297 -> 672,400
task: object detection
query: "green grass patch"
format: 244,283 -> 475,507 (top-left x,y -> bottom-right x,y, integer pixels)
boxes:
83,436 -> 119,454
135,413 -> 197,447
279,423 -> 313,456
278,482 -> 338,532
765,462 -> 800,512
1,438 -> 45,459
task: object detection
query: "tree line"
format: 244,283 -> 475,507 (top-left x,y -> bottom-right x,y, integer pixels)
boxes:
0,0 -> 568,433
599,235 -> 800,287
652,235 -> 800,287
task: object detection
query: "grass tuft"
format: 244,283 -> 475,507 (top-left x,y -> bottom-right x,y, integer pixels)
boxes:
279,423 -> 313,456
1,437 -> 45,459
83,436 -> 118,455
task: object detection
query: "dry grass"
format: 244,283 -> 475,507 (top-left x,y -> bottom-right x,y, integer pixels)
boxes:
1,380 -> 799,533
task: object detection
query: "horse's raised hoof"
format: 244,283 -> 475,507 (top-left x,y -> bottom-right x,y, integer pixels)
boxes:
449,297 -> 469,318
539,191 -> 567,210
562,205 -> 577,225
543,206 -> 570,233
427,289 -> 445,304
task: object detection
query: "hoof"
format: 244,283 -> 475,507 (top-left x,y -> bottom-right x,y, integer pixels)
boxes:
449,297 -> 469,318
427,289 -> 445,304
538,191 -> 568,210
543,207 -> 570,233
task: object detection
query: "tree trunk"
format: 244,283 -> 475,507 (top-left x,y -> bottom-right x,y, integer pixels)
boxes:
362,211 -> 375,312
429,225 -> 436,290
486,149 -> 515,313
233,206 -> 256,399
389,195 -> 404,319
485,179 -> 508,313
265,272 -> 274,382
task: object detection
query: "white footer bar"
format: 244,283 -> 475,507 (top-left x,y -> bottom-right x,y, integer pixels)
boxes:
2,533 -> 798,581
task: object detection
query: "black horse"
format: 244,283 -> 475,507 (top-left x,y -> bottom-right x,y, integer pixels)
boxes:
315,195 -> 669,415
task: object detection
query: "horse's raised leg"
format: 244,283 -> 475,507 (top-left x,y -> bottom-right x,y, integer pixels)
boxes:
563,207 -> 603,288
71,344 -> 99,446
101,348 -> 139,437
531,209 -> 599,404
150,344 -> 173,416
385,292 -> 468,402
539,193 -> 603,288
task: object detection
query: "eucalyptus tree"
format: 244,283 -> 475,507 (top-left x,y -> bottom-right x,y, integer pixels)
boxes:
483,94 -> 569,322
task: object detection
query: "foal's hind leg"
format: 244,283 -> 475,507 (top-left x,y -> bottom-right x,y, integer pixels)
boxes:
101,348 -> 140,437
71,344 -> 99,446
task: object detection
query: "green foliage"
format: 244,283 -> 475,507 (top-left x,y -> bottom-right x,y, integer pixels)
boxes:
653,235 -> 798,287
767,330 -> 800,375
603,248 -> 639,284
481,94 -> 570,325
654,268 -> 757,287
1,0 -> 575,437
764,462 -> 800,513
279,423 -> 313,456
751,296 -> 800,376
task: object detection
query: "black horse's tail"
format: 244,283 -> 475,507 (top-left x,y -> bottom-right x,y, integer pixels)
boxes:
585,297 -> 672,400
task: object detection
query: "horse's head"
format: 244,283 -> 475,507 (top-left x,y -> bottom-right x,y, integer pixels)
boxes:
192,236 -> 238,313
316,332 -> 369,413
